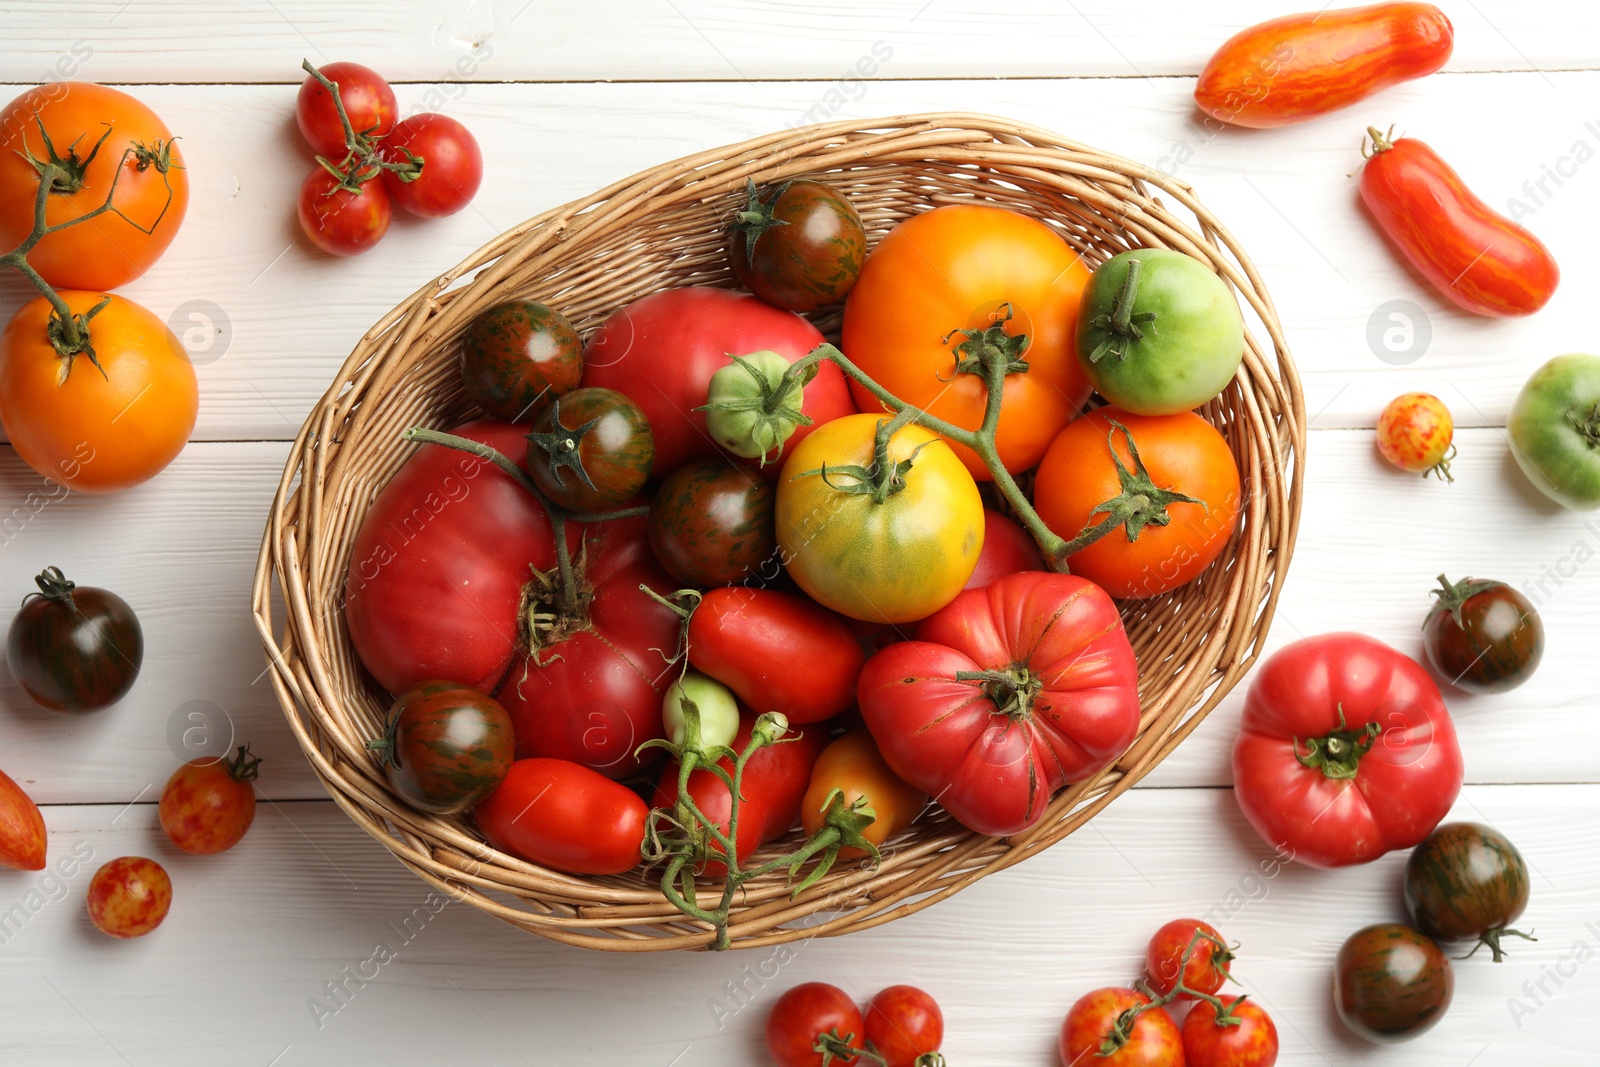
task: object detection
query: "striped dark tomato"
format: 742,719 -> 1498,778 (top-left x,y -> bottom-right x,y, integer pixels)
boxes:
1334,924 -> 1453,1043
370,680 -> 514,814
461,300 -> 582,423
728,179 -> 866,312
527,387 -> 654,512
647,460 -> 775,586
1405,822 -> 1532,961
5,567 -> 143,712
1422,575 -> 1543,694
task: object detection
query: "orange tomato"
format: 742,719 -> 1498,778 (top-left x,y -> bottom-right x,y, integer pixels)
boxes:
840,205 -> 1092,479
0,292 -> 198,493
1034,408 -> 1241,599
0,83 -> 188,290
0,767 -> 46,871
801,730 -> 925,860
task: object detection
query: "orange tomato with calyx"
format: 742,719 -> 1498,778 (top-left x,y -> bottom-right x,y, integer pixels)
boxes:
801,731 -> 926,860
1034,408 -> 1241,600
841,205 -> 1092,480
0,292 -> 199,493
0,83 -> 189,291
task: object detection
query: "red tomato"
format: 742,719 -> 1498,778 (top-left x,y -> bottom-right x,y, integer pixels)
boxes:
1232,633 -> 1463,868
858,572 -> 1141,837
767,983 -> 867,1067
1182,996 -> 1279,1067
1195,4 -> 1453,129
473,759 -> 647,875
380,112 -> 483,218
158,745 -> 260,855
685,586 -> 866,724
865,985 -> 944,1067
0,767 -> 46,871
652,711 -> 826,876
343,418 -> 681,778
964,508 -> 1046,590
1360,129 -> 1558,317
1145,918 -> 1232,1000
296,61 -> 397,156
1059,987 -> 1183,1067
582,287 -> 853,475
87,856 -> 171,939
297,166 -> 392,256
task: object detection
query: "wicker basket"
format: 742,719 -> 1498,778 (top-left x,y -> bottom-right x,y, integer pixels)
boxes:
252,113 -> 1304,951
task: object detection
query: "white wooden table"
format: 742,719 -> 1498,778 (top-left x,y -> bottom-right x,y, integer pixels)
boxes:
3,3 -> 1598,1063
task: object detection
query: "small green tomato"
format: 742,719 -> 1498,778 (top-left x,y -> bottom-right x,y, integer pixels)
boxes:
661,670 -> 741,750
700,350 -> 813,463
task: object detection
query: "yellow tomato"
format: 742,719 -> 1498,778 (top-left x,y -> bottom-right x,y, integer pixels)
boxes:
776,413 -> 983,623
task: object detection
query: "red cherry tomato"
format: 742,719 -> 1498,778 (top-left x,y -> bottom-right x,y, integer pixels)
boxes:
1059,987 -> 1183,1067
1196,4 -> 1453,129
1182,995 -> 1280,1067
864,985 -> 944,1067
964,508 -> 1046,590
159,745 -> 261,855
380,112 -> 483,218
87,856 -> 172,938
297,166 -> 391,256
767,983 -> 867,1067
296,61 -> 397,156
473,758 -> 647,876
1145,918 -> 1232,1000
1360,128 -> 1558,317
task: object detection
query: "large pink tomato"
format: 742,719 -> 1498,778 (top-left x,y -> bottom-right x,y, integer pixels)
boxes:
857,572 -> 1141,836
581,287 -> 853,476
343,418 -> 682,777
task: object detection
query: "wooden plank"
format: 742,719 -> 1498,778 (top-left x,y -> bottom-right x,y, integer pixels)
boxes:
1,73 -> 1593,442
0,786 -> 1591,1064
2,1 -> 1597,83
1,426 -> 1595,803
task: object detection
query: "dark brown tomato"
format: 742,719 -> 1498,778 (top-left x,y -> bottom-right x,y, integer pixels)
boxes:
1422,575 -> 1543,694
526,387 -> 654,512
1405,822 -> 1532,960
461,301 -> 583,422
6,567 -> 143,712
647,460 -> 776,586
1335,924 -> 1454,1043
729,179 -> 866,312
369,680 -> 514,814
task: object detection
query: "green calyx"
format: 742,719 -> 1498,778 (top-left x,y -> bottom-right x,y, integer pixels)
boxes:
697,350 -> 815,463
941,303 -> 1030,379
224,743 -> 263,782
29,566 -> 77,604
729,178 -> 792,270
17,118 -> 112,195
1056,420 -> 1205,556
787,788 -> 882,898
1566,401 -> 1600,448
526,396 -> 603,492
1085,256 -> 1158,364
795,409 -> 927,506
956,665 -> 1044,721
1293,706 -> 1380,781
1426,573 -> 1505,630
131,138 -> 183,174
46,296 -> 112,381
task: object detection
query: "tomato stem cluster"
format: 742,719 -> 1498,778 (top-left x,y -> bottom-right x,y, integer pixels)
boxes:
300,59 -> 421,192
1083,257 -> 1159,364
1107,929 -> 1243,1054
1292,706 -> 1380,781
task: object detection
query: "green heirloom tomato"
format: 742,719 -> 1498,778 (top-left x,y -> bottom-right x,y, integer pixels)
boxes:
1077,248 -> 1244,415
701,350 -> 812,462
662,670 -> 741,749
1509,353 -> 1600,510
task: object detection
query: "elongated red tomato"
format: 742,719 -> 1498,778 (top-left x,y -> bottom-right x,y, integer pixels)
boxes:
858,572 -> 1141,837
1360,129 -> 1559,317
1196,4 -> 1453,129
652,712 -> 826,876
474,759 -> 647,875
0,767 -> 46,871
685,586 -> 866,724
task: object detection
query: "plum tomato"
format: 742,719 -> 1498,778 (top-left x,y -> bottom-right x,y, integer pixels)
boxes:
473,758 -> 648,875
1059,987 -> 1183,1067
1421,575 -> 1543,694
379,112 -> 483,218
864,985 -> 944,1067
766,982 -> 867,1067
647,459 -> 776,586
461,301 -> 583,423
1376,392 -> 1454,480
1181,995 -> 1279,1067
728,178 -> 866,312
0,767 -> 46,871
159,744 -> 262,855
1335,923 -> 1453,1043
1404,822 -> 1532,961
367,681 -> 513,814
87,856 -> 172,939
6,566 -> 142,712
1145,918 -> 1233,1000
297,165 -> 391,255
526,387 -> 654,512
296,61 -> 397,157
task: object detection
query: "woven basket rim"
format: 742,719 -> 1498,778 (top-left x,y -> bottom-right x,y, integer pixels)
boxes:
251,111 -> 1306,951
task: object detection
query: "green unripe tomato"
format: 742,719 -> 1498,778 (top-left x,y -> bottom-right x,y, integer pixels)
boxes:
1509,353 -> 1600,510
661,670 -> 740,750
1076,248 -> 1244,415
702,350 -> 811,462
